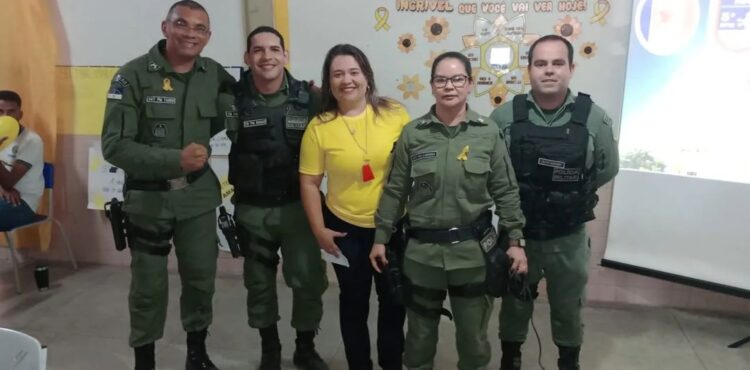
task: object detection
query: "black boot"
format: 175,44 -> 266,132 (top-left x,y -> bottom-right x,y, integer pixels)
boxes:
499,341 -> 522,370
557,345 -> 581,370
186,329 -> 218,370
258,325 -> 282,370
134,343 -> 155,370
292,330 -> 329,370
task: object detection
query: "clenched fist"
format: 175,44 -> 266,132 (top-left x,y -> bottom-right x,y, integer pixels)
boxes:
180,143 -> 208,173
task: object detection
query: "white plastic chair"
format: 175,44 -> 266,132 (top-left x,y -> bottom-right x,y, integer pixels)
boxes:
0,328 -> 47,370
2,163 -> 77,293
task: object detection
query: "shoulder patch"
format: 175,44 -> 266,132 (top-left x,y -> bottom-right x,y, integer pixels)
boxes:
107,85 -> 124,100
112,74 -> 130,87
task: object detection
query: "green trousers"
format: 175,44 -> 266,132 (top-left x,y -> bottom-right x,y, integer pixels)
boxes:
235,200 -> 327,331
127,210 -> 218,347
499,226 -> 590,346
403,257 -> 492,370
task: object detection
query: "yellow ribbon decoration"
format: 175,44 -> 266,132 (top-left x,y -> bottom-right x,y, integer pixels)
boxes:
162,78 -> 173,92
457,145 -> 469,161
590,0 -> 610,25
374,7 -> 390,31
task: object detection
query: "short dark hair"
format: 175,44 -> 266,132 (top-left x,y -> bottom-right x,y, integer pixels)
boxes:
528,34 -> 574,66
166,0 -> 208,21
319,44 -> 395,119
0,90 -> 22,108
430,51 -> 472,82
246,26 -> 285,52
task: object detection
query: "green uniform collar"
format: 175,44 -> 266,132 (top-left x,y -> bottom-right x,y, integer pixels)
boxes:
527,89 -> 576,116
242,68 -> 290,104
416,104 -> 488,128
147,39 -> 208,74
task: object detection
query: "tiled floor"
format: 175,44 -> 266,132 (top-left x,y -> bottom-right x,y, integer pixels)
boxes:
1,262 -> 748,370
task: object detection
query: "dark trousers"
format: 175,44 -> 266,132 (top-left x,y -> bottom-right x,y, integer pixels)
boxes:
324,206 -> 405,370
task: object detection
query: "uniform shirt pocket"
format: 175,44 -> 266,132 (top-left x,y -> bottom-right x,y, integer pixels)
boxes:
143,100 -> 178,144
410,159 -> 438,203
458,157 -> 491,200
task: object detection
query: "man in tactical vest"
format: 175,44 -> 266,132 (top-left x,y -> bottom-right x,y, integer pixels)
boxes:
227,26 -> 329,370
101,1 -> 235,369
490,34 -> 619,370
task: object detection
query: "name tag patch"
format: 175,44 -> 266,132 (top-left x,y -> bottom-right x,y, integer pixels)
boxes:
225,105 -> 239,118
243,118 -> 268,128
551,168 -> 581,182
411,151 -> 437,162
538,158 -> 565,169
146,96 -> 177,104
285,115 -> 308,130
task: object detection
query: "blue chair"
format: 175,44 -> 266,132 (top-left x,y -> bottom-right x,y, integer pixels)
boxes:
3,163 -> 77,293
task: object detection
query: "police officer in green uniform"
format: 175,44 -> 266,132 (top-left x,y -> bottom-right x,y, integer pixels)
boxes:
226,27 -> 328,370
371,52 -> 527,370
490,35 -> 619,370
101,2 -> 235,369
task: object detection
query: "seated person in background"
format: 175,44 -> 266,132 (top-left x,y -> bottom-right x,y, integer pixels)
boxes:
0,90 -> 44,230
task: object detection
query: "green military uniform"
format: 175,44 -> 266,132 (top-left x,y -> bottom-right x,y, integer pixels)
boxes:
375,106 -> 525,370
226,70 -> 327,332
490,90 -> 618,347
101,40 -> 236,347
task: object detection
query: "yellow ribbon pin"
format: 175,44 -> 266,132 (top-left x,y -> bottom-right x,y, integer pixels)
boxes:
590,0 -> 610,25
162,78 -> 173,92
374,7 -> 390,31
457,145 -> 469,161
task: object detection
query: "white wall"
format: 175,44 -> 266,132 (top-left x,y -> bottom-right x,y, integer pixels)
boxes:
55,0 -> 246,66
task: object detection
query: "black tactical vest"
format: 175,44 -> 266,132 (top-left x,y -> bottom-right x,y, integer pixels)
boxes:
509,93 -> 598,240
228,73 -> 311,206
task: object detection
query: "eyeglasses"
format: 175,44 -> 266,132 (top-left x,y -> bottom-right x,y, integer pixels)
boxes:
431,75 -> 469,88
172,19 -> 210,36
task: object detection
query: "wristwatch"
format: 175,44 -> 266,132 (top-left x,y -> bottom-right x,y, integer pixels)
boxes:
509,238 -> 526,248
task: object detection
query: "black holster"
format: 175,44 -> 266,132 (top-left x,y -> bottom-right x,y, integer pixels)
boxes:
483,229 -> 511,298
383,218 -> 407,305
217,206 -> 242,258
104,198 -> 128,251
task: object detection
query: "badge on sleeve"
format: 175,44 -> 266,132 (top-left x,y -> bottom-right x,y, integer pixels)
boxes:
107,74 -> 130,100
107,85 -> 124,100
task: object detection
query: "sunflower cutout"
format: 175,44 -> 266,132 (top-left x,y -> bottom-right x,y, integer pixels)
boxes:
489,84 -> 509,107
424,16 -> 450,43
579,42 -> 598,59
424,50 -> 446,69
397,74 -> 425,100
554,15 -> 582,41
398,33 -> 416,53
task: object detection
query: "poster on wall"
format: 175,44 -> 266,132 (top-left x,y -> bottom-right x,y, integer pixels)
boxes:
210,156 -> 234,253
87,146 -> 124,210
288,0 -> 631,118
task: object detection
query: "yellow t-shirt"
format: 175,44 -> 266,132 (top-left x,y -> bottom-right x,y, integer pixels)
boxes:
300,103 -> 410,228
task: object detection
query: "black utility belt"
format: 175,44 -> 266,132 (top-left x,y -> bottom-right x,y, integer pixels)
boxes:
408,212 -> 492,245
234,192 -> 300,207
126,166 -> 209,192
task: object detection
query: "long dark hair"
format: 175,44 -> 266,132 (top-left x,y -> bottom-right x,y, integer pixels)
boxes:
319,44 -> 395,121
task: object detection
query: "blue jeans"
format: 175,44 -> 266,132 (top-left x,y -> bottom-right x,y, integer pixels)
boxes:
0,198 -> 37,231
323,205 -> 405,370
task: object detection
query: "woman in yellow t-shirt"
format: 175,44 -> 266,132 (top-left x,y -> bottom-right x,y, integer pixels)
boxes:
299,44 -> 410,370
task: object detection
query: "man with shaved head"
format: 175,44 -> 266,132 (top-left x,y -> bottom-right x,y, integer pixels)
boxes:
101,1 -> 236,369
